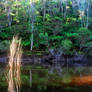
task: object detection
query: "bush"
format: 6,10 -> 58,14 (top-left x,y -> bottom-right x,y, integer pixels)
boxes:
61,39 -> 73,54
75,27 -> 92,51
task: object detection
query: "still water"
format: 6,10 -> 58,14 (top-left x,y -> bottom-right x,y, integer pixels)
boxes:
1,65 -> 92,92
1,85 -> 92,92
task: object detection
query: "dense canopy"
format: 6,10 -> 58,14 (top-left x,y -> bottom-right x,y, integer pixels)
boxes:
0,0 -> 92,55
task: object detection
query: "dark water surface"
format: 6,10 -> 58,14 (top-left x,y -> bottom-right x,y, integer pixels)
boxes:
1,85 -> 92,92
1,62 -> 92,92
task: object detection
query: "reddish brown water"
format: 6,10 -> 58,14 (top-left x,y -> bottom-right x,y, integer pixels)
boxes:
71,75 -> 92,86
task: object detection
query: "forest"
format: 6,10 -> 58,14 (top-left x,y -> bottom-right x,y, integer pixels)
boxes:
0,0 -> 92,55
1,0 -> 92,92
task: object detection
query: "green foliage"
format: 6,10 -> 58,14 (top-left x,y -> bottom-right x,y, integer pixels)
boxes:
39,32 -> 48,45
65,33 -> 78,38
22,40 -> 30,47
0,40 -> 10,53
0,0 -> 92,54
61,39 -> 73,54
75,27 -> 92,50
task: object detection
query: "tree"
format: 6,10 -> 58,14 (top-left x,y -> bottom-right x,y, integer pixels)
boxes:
76,27 -> 92,51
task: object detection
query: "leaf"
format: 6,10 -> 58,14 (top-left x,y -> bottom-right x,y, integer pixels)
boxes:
49,36 -> 63,40
22,41 -> 30,46
65,33 -> 78,37
10,12 -> 15,16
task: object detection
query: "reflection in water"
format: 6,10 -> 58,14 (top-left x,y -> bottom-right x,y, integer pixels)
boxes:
6,36 -> 22,92
72,75 -> 92,85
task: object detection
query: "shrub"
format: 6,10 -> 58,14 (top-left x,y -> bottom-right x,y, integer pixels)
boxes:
61,39 -> 73,54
